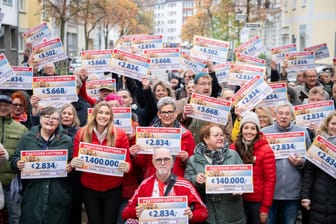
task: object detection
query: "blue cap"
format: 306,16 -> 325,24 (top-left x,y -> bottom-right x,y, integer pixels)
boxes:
0,95 -> 12,104
194,72 -> 209,84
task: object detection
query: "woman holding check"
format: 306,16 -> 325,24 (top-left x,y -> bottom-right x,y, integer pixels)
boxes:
70,101 -> 132,224
11,106 -> 73,224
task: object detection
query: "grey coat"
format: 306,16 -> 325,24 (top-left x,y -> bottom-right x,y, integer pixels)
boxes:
185,142 -> 246,224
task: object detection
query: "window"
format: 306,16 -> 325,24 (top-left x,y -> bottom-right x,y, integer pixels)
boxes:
299,24 -> 306,51
301,0 -> 307,7
3,0 -> 13,6
19,33 -> 25,52
10,28 -> 17,50
19,0 -> 26,11
291,0 -> 297,10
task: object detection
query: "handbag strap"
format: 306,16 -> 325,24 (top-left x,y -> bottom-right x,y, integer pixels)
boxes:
164,174 -> 177,196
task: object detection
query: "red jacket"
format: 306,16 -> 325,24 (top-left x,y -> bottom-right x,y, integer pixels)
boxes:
230,133 -> 276,213
134,126 -> 196,178
122,174 -> 208,223
73,127 -> 131,192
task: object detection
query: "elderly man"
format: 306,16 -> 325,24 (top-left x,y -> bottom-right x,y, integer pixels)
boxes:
122,148 -> 208,223
262,101 -> 311,224
295,69 -> 329,104
0,95 -> 27,224
177,72 -> 233,144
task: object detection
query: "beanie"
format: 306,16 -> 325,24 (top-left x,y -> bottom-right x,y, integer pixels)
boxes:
240,111 -> 260,130
194,72 -> 210,84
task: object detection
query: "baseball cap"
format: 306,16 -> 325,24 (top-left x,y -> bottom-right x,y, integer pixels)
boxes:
0,95 -> 12,104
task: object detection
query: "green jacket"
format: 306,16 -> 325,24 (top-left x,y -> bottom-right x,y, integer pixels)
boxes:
10,125 -> 73,224
0,116 -> 27,186
185,142 -> 246,224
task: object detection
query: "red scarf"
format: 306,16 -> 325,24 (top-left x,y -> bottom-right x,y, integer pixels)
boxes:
12,112 -> 28,123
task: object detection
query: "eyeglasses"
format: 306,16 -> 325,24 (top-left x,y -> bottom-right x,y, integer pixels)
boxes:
155,157 -> 171,164
160,111 -> 175,116
12,103 -> 23,108
197,82 -> 211,86
210,133 -> 225,138
42,115 -> 59,122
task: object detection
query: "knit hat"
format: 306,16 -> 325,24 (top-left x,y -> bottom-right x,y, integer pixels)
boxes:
194,72 -> 210,84
240,111 -> 260,130
0,95 -> 12,104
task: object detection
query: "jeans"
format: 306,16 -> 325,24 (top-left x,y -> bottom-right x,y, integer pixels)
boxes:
266,200 -> 299,224
3,186 -> 20,224
244,201 -> 261,224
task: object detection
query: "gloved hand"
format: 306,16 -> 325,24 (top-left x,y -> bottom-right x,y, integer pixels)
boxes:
70,157 -> 84,168
118,161 -> 130,173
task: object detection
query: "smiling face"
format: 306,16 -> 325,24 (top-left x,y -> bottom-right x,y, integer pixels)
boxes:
95,105 -> 112,129
255,108 -> 271,128
153,148 -> 173,178
40,112 -> 60,133
61,106 -> 74,127
203,126 -> 224,150
154,84 -> 169,100
327,116 -> 336,136
117,90 -> 132,107
241,123 -> 258,142
158,104 -> 177,127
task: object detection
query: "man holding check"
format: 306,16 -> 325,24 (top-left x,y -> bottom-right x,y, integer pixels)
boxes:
122,148 -> 208,223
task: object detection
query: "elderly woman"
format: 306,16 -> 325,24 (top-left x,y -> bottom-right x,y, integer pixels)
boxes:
11,91 -> 31,129
70,101 -> 131,224
10,106 -> 73,224
185,123 -> 246,224
130,96 -> 195,178
230,112 -> 276,224
301,111 -> 336,224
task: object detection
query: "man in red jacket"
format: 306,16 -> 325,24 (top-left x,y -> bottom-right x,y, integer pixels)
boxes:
122,148 -> 208,223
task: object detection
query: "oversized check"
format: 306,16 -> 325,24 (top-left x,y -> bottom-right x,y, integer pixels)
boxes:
232,75 -> 273,115
87,107 -> 132,134
264,131 -> 306,159
258,82 -> 288,107
116,34 -> 146,50
144,48 -> 180,70
304,43 -> 329,60
227,63 -> 265,86
0,66 -> 33,90
77,142 -> 127,177
21,150 -> 68,179
180,50 -> 207,73
131,34 -> 163,54
138,196 -> 188,224
111,49 -> 150,80
32,38 -> 68,68
286,51 -> 315,72
112,107 -> 132,134
86,79 -> 116,99
81,49 -> 113,73
188,93 -> 231,125
306,135 -> 336,179
136,127 -> 182,155
32,75 -> 78,108
0,54 -> 16,85
271,44 -> 297,63
236,53 -> 266,67
191,35 -> 229,63
294,100 -> 334,127
213,62 -> 231,83
22,22 -> 52,47
205,164 -> 253,194
234,36 -> 266,57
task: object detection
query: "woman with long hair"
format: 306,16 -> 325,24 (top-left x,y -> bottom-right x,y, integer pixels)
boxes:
70,101 -> 132,224
230,111 -> 276,224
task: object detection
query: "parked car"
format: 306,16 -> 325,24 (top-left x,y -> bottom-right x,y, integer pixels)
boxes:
68,56 -> 81,74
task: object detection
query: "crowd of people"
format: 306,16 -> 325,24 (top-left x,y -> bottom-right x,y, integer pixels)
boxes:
0,53 -> 336,224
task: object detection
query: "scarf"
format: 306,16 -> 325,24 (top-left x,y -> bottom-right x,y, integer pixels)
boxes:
152,119 -> 181,128
93,127 -> 108,144
12,112 -> 28,123
200,142 -> 227,165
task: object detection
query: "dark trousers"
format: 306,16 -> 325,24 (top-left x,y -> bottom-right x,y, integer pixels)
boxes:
83,186 -> 122,224
244,201 -> 262,224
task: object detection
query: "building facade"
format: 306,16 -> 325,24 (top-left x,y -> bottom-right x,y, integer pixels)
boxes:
281,0 -> 336,64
